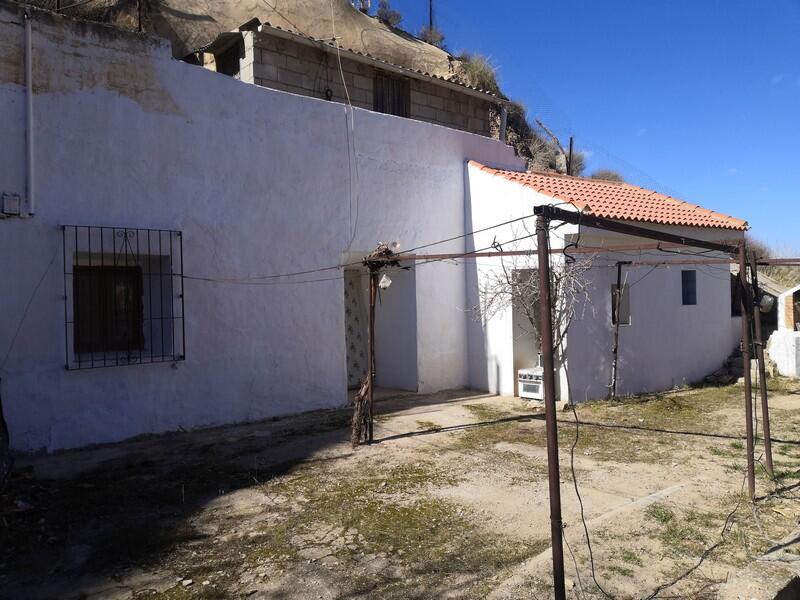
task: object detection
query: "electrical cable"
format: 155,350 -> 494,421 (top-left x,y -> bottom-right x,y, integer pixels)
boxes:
182,274 -> 344,286
562,530 -> 587,600
569,401 -> 616,600
181,212 -> 547,284
328,0 -> 361,253
552,211 -> 615,598
55,0 -> 99,11
258,0 -> 307,36
397,213 -> 536,256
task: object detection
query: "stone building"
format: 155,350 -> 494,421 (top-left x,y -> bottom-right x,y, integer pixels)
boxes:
193,20 -> 502,137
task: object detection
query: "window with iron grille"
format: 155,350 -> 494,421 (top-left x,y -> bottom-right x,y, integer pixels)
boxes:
62,226 -> 185,369
373,74 -> 410,117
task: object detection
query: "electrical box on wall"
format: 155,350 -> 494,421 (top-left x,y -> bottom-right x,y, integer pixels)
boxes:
1,193 -> 22,217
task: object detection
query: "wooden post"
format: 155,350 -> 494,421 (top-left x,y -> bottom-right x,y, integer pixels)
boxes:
738,244 -> 756,500
536,215 -> 566,600
367,269 -> 378,443
749,253 -> 774,477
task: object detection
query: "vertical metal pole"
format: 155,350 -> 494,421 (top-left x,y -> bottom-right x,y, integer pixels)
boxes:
499,105 -> 508,143
738,243 -> 756,500
62,226 -> 69,369
567,137 -> 574,176
536,215 -> 566,600
749,253 -> 774,477
367,270 -> 377,444
610,261 -> 627,399
179,231 -> 186,361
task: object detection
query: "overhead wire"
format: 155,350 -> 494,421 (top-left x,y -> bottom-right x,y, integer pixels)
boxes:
181,210 -> 547,285
55,0 -> 99,11
328,0 -> 361,253
551,214 -> 616,600
182,274 -> 344,287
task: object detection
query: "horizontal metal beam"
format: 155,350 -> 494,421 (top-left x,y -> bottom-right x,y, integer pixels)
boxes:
533,205 -> 741,255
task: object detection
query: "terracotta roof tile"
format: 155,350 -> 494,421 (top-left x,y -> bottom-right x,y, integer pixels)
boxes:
469,161 -> 748,231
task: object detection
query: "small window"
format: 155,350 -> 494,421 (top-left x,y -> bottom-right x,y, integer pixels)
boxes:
214,40 -> 244,78
611,284 -> 631,326
374,74 -> 410,117
74,266 -> 144,353
63,226 -> 185,369
682,270 -> 697,306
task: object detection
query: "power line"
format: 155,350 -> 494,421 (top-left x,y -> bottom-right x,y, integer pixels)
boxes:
56,0 -> 99,11
328,0 -> 361,253
181,211 -> 547,284
183,274 -> 343,286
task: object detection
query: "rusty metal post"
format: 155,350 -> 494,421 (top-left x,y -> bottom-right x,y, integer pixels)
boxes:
367,270 -> 378,444
610,261 -> 630,399
738,244 -> 756,499
749,253 -> 774,477
536,215 -> 566,600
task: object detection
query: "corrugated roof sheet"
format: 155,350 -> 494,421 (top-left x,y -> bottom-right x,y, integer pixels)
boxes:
470,161 -> 748,231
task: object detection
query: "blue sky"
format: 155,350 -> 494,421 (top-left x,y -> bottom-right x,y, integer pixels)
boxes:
387,0 -> 800,250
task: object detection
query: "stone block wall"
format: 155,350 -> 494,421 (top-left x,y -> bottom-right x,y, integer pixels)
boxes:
251,32 -> 492,136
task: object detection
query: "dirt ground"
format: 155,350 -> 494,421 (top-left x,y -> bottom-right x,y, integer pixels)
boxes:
2,380 -> 800,600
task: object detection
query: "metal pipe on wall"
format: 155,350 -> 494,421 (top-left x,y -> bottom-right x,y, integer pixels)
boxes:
610,261 -> 631,399
367,270 -> 378,443
24,9 -> 35,216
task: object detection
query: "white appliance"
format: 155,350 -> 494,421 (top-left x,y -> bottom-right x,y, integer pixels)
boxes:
518,367 -> 544,400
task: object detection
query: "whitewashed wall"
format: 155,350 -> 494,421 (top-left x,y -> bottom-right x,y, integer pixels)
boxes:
0,5 -> 522,452
567,227 -> 743,400
464,164 -> 578,399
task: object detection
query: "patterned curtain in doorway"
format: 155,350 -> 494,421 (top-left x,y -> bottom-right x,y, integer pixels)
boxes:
344,271 -> 369,389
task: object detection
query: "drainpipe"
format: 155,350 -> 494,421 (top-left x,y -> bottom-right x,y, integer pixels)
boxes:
24,9 -> 35,216
499,104 -> 508,143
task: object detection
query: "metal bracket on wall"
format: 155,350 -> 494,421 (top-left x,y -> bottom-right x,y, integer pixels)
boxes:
1,193 -> 22,217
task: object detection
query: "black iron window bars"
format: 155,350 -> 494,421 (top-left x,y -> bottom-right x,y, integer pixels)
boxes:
62,225 -> 185,369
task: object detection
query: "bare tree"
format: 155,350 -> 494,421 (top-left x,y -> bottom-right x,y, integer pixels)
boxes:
590,169 -> 625,182
418,25 -> 445,48
477,222 -> 594,367
375,0 -> 402,27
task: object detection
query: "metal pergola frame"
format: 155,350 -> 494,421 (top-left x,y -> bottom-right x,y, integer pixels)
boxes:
362,205 -> 779,600
532,205 -> 769,599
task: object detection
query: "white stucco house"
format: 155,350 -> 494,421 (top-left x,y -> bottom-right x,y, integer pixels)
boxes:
0,3 -> 749,453
465,163 -> 747,401
768,283 -> 800,377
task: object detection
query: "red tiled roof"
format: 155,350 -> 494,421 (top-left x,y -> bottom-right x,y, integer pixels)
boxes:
469,161 -> 748,231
